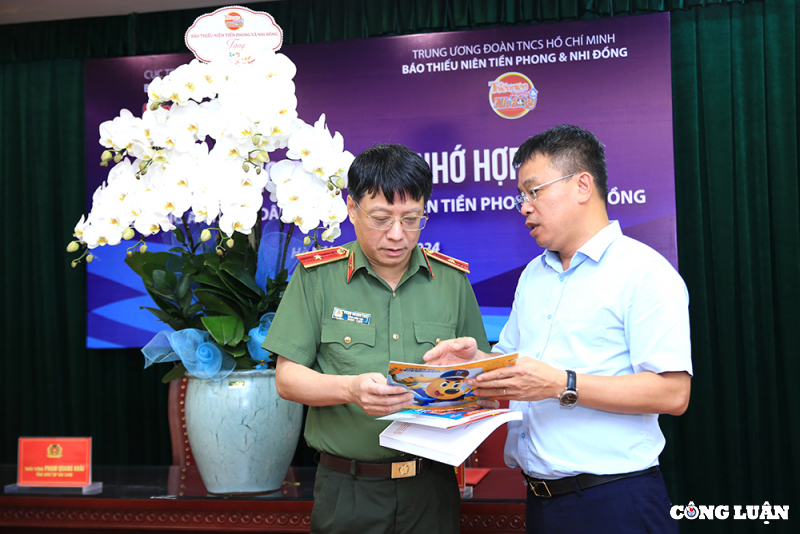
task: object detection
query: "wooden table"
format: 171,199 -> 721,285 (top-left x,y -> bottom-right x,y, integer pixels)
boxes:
1,465 -> 526,533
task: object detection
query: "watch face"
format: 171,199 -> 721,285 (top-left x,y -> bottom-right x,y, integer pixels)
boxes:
559,391 -> 578,407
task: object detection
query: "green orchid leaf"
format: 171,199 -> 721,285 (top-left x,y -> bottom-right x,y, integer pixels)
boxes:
217,273 -> 252,305
186,302 -> 204,316
146,291 -> 179,312
161,363 -> 188,384
149,273 -> 177,301
175,272 -> 192,299
177,291 -> 193,315
202,315 -> 245,346
220,262 -> 264,298
235,358 -> 256,369
124,251 -> 150,279
187,253 -> 208,272
141,306 -> 186,331
226,343 -> 247,357
193,273 -> 229,291
173,225 -> 186,244
195,291 -> 241,317
152,269 -> 178,290
204,254 -> 221,273
274,268 -> 289,284
186,315 -> 205,330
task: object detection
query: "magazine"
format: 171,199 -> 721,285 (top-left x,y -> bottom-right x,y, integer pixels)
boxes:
385,352 -> 518,409
378,403 -> 515,429
378,353 -> 521,463
379,411 -> 523,466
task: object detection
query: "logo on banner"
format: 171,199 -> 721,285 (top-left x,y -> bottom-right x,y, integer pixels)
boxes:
185,6 -> 284,63
224,12 -> 245,31
488,72 -> 538,119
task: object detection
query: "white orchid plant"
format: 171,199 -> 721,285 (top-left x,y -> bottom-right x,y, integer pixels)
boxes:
68,50 -> 353,382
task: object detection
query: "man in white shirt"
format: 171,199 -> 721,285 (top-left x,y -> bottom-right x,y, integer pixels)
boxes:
425,124 -> 692,534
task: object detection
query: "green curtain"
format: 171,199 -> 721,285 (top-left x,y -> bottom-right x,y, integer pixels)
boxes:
3,1 -> 798,532
663,0 -> 800,527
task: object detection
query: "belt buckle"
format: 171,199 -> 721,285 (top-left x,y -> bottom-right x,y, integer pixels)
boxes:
391,460 -> 417,479
530,480 -> 552,498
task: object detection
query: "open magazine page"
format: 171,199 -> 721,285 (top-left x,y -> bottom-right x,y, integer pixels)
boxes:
386,352 -> 518,409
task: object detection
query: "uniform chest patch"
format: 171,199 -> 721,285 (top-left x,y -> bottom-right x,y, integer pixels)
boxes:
332,307 -> 371,325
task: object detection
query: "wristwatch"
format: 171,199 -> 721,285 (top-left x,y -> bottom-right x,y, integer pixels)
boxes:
558,370 -> 578,407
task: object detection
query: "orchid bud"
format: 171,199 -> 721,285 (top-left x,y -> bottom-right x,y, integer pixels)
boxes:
327,182 -> 334,191
303,237 -> 311,246
127,250 -> 133,257
217,248 -> 224,256
200,229 -> 212,242
139,161 -> 148,172
252,134 -> 261,146
113,154 -> 123,163
140,245 -> 148,253
66,241 -> 80,253
255,150 -> 270,163
101,150 -> 113,163
226,238 -> 235,249
86,254 -> 94,263
335,178 -> 346,190
122,227 -> 135,240
71,261 -> 78,268
255,167 -> 262,175
242,162 -> 250,173
150,102 -> 160,111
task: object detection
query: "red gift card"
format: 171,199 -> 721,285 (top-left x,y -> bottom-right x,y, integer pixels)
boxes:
17,438 -> 92,487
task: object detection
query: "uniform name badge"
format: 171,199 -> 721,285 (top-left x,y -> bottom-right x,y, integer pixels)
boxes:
332,307 -> 371,325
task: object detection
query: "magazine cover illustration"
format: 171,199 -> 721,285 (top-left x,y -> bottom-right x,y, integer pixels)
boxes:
387,353 -> 517,408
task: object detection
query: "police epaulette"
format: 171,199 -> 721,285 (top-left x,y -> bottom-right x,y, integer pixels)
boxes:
296,247 -> 350,268
422,248 -> 470,273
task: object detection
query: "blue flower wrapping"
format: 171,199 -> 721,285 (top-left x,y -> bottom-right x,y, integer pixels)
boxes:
142,329 -> 236,381
247,312 -> 276,368
254,219 -> 310,291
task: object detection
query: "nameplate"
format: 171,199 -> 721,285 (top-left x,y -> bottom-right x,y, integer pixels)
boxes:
17,437 -> 92,487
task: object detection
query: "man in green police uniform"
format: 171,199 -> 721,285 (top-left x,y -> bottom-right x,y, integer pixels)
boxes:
263,143 -> 490,534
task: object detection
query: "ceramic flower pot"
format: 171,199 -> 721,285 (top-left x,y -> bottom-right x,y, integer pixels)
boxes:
184,368 -> 302,495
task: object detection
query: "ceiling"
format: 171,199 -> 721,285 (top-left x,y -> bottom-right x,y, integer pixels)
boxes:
0,1 -> 275,25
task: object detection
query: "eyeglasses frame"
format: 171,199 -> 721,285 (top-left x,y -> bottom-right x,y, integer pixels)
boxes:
353,199 -> 429,231
514,173 -> 576,212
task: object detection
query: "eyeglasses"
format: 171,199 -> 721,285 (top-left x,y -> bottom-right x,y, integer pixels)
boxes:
355,200 -> 428,231
513,173 -> 575,212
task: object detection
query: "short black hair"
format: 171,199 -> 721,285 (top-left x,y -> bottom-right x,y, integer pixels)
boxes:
346,144 -> 433,204
513,125 -> 609,203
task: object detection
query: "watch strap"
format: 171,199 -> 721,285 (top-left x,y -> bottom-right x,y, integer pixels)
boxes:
566,370 -> 576,391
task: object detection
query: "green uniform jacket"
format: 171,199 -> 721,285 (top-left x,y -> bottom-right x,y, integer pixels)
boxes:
263,241 -> 491,461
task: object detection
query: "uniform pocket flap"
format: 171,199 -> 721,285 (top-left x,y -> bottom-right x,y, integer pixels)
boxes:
413,322 -> 457,346
321,320 -> 377,349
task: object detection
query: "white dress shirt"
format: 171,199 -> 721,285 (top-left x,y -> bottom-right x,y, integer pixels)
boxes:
496,221 -> 692,479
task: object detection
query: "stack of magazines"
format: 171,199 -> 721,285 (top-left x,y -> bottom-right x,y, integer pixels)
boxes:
378,353 -> 522,466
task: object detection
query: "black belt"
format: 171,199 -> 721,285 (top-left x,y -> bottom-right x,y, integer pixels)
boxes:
319,452 -> 433,479
524,466 -> 658,498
